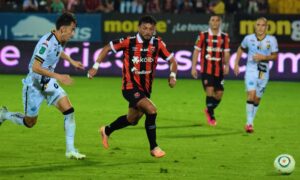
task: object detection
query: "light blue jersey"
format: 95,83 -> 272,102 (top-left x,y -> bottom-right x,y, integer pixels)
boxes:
241,34 -> 278,97
22,32 -> 66,116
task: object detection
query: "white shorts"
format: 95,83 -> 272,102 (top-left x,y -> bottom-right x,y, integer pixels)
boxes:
22,77 -> 66,117
245,71 -> 269,98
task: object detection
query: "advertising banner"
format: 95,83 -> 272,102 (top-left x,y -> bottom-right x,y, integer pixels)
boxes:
102,14 -> 234,45
236,15 -> 300,43
0,41 -> 299,81
0,13 -> 102,42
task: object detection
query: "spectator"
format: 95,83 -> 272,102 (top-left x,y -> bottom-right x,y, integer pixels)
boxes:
194,0 -> 208,13
84,0 -> 104,13
179,0 -> 193,13
247,0 -> 258,14
145,0 -> 161,13
131,0 -> 143,13
208,0 -> 225,14
50,0 -> 65,13
257,0 -> 268,13
120,0 -> 132,13
23,0 -> 39,12
225,0 -> 238,14
162,0 -> 175,13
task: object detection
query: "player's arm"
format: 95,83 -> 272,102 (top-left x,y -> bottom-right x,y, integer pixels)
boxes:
253,52 -> 278,62
234,46 -> 245,76
32,60 -> 73,85
168,57 -> 177,88
191,49 -> 199,79
60,51 -> 84,70
223,51 -> 230,75
87,44 -> 112,79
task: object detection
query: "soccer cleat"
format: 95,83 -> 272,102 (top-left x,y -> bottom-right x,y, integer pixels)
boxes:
66,150 -> 86,160
245,124 -> 254,133
204,108 -> 217,126
150,147 -> 166,158
99,126 -> 109,149
0,106 -> 8,126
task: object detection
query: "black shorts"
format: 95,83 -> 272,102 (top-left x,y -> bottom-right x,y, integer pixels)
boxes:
122,89 -> 150,108
201,73 -> 224,91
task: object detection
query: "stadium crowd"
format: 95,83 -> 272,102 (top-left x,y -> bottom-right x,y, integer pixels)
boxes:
0,0 -> 300,14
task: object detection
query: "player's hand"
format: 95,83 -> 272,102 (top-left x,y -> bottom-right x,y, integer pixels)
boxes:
168,77 -> 176,88
71,60 -> 85,70
57,74 -> 73,85
234,64 -> 239,76
87,68 -> 98,79
253,53 -> 265,62
223,65 -> 229,75
191,68 -> 198,79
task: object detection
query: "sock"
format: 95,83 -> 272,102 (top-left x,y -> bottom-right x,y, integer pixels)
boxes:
253,103 -> 259,121
246,101 -> 254,125
206,96 -> 215,118
3,111 -> 25,126
145,113 -> 158,150
64,108 -> 76,152
105,115 -> 130,136
212,98 -> 221,109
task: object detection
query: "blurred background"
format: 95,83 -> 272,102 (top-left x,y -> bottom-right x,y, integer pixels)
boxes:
0,0 -> 299,81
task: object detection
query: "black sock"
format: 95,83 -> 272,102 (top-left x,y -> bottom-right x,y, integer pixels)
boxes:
105,115 -> 130,136
212,98 -> 221,109
206,96 -> 215,118
145,113 -> 158,150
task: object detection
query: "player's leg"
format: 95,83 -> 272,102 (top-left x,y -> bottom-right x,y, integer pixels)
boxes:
252,78 -> 268,122
202,74 -> 217,126
55,96 -> 85,160
244,72 -> 258,132
1,85 -> 41,128
136,98 -> 165,158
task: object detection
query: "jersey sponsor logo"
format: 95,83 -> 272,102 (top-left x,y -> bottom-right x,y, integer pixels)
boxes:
132,56 -> 154,64
206,39 -> 223,43
205,54 -> 221,61
206,46 -> 223,52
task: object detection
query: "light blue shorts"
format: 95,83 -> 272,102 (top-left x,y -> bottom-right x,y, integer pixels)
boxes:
245,71 -> 269,98
22,77 -> 66,117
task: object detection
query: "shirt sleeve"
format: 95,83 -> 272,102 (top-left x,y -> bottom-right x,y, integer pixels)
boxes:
194,32 -> 205,51
240,36 -> 248,50
158,40 -> 173,61
109,37 -> 129,53
271,36 -> 279,53
34,40 -> 51,63
224,33 -> 230,52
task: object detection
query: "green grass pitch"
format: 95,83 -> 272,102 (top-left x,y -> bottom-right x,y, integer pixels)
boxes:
0,74 -> 299,179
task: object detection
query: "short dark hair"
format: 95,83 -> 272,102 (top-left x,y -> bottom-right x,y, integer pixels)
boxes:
56,12 -> 77,30
138,15 -> 157,26
209,14 -> 222,20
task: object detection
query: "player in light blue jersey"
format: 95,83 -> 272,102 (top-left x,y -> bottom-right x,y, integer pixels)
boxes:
234,17 -> 278,133
0,12 -> 86,159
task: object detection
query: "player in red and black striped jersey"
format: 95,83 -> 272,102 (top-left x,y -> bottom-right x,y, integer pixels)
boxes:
191,15 -> 230,126
88,15 -> 177,158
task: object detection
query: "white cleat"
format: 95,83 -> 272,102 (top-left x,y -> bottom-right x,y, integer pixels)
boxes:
66,150 -> 86,160
0,106 -> 8,126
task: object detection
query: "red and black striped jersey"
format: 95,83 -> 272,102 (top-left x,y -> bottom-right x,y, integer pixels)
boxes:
110,33 -> 174,94
194,28 -> 230,77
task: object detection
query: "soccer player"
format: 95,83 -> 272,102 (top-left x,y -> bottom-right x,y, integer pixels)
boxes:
234,17 -> 278,133
0,12 -> 86,159
88,15 -> 177,158
191,15 -> 230,126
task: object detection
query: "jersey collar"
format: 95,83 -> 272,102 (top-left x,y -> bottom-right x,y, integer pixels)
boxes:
51,30 -> 61,45
208,28 -> 221,36
137,33 -> 154,44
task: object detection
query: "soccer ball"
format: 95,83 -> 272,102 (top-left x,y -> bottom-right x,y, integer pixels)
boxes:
274,154 -> 295,175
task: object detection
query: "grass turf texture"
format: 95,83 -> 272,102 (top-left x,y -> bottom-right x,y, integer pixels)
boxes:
0,75 -> 299,179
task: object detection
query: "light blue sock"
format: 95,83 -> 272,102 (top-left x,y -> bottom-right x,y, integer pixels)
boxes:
4,111 -> 25,126
246,101 -> 254,125
253,104 -> 259,121
64,113 -> 76,152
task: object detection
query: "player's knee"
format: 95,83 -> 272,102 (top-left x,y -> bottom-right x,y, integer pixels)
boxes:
24,117 -> 37,128
147,107 -> 157,115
